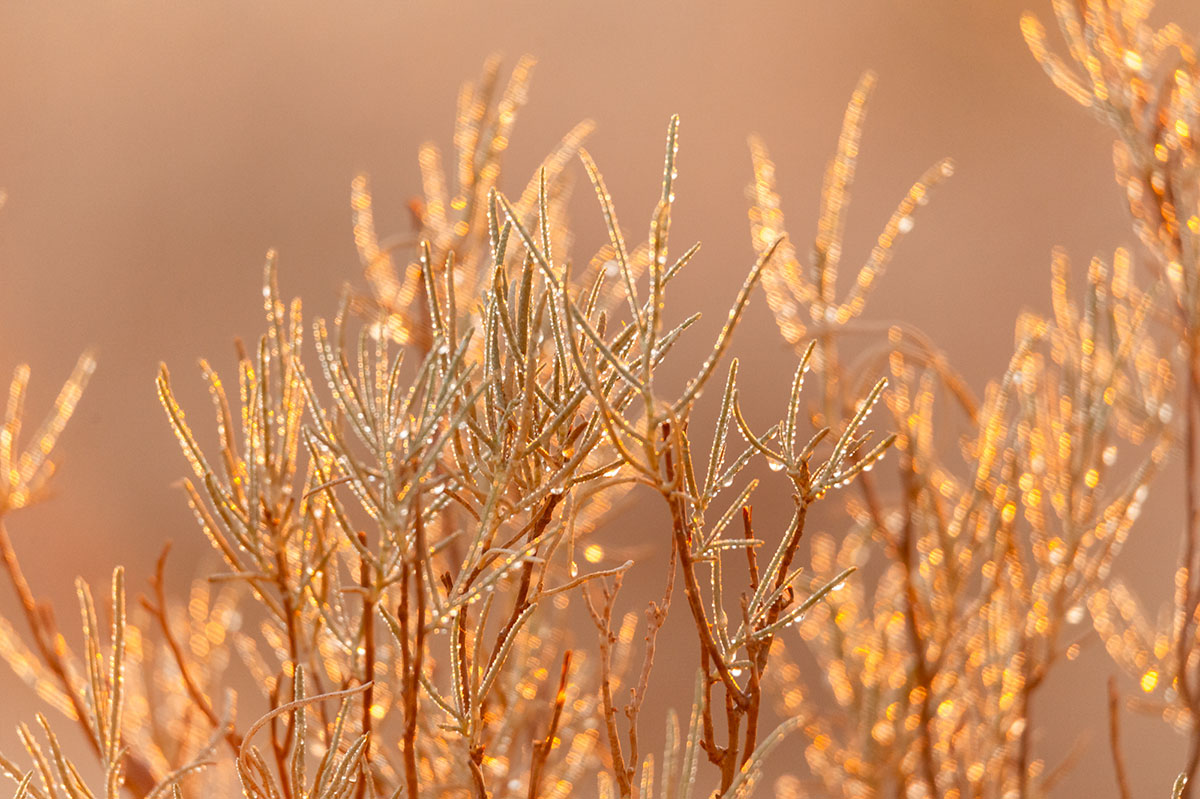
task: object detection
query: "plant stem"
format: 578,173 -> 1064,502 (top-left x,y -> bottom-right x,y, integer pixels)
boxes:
1108,677 -> 1133,799
0,517 -> 158,796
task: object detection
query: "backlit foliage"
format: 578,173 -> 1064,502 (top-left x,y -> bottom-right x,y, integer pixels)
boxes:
0,59 -> 890,799
2,4 -> 1200,797
747,60 -> 1174,796
1023,2 -> 1200,797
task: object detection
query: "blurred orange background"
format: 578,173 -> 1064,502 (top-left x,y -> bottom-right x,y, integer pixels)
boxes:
2,1 -> 1198,795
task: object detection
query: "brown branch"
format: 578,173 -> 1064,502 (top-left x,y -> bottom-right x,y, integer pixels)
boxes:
661,422 -> 770,796
269,517 -> 299,799
397,496 -> 430,799
1108,677 -> 1133,799
583,576 -> 632,797
1015,639 -> 1044,799
719,677 -> 743,794
467,751 -> 489,799
661,426 -> 746,708
405,496 -> 429,799
741,610 -> 762,772
625,543 -> 676,775
356,530 -> 376,799
748,485 -> 812,681
0,518 -> 96,738
740,508 -> 762,769
141,542 -> 243,752
743,508 -> 759,591
398,569 -> 418,799
1181,342 -> 1200,799
528,650 -> 572,799
897,454 -> 938,799
698,646 -> 719,765
0,517 -> 157,796
669,510 -> 744,703
482,495 -> 560,678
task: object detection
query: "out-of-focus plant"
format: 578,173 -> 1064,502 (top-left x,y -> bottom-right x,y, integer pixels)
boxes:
1022,2 -> 1200,796
5,4 -> 1200,796
747,58 -> 1172,799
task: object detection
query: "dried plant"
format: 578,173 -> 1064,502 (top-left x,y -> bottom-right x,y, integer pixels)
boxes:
1021,2 -> 1200,796
0,57 -> 895,799
4,5 -> 1200,798
744,52 -> 1173,796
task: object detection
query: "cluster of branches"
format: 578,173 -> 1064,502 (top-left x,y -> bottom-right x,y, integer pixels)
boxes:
1019,2 -> 1200,797
710,3 -> 1198,799
4,3 -> 1200,797
0,57 -> 893,799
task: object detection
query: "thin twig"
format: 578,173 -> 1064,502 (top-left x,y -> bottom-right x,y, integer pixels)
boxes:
0,517 -> 157,795
141,542 -> 244,752
584,576 -> 632,798
1108,677 -> 1133,799
528,650 -> 572,799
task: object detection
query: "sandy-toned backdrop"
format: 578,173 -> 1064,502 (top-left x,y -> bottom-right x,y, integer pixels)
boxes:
2,1 -> 1197,795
